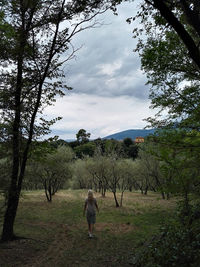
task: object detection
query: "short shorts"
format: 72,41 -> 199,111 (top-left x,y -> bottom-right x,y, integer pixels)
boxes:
86,211 -> 96,224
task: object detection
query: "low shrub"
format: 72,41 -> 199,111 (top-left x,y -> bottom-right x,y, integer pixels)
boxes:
130,202 -> 200,267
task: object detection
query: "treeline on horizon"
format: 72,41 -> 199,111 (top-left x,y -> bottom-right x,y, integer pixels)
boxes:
50,131 -> 139,160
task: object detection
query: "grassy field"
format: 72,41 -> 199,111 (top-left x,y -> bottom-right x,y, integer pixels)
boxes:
0,190 -> 177,267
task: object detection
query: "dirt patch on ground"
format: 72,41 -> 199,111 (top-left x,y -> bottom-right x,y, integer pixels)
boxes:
0,223 -> 69,267
25,225 -> 70,267
0,238 -> 46,267
95,222 -> 135,234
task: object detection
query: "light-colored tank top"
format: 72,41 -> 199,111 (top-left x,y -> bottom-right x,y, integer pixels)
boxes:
85,198 -> 97,214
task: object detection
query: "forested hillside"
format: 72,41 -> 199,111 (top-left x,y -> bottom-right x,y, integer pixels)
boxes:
103,129 -> 155,140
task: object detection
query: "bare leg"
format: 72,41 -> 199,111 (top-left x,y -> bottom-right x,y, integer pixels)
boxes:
90,224 -> 93,234
88,224 -> 93,237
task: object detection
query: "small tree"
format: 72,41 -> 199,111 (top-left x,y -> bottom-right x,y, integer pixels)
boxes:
118,159 -> 135,206
150,130 -> 200,223
138,144 -> 165,197
36,146 -> 74,201
76,129 -> 91,144
105,152 -> 121,207
85,153 -> 109,197
71,158 -> 93,189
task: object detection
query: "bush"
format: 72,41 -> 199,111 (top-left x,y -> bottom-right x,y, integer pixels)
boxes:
131,219 -> 200,266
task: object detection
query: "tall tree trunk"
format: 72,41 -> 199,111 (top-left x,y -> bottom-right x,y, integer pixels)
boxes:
1,0 -> 65,241
113,191 -> 119,207
1,2 -> 38,242
1,23 -> 26,242
1,190 -> 20,241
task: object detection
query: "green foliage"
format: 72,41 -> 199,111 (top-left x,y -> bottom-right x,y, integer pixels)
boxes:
131,220 -> 200,267
136,0 -> 200,69
129,4 -> 200,245
135,142 -> 165,196
123,137 -> 133,147
71,158 -> 93,189
70,147 -> 138,206
123,138 -> 138,159
49,139 -> 68,148
132,1 -> 200,130
148,129 -> 200,198
74,142 -> 96,158
76,129 -> 91,144
176,199 -> 200,227
29,140 -> 56,161
104,139 -> 124,157
0,158 -> 11,191
26,146 -> 74,199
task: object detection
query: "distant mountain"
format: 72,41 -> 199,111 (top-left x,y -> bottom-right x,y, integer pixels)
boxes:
65,139 -> 76,142
103,129 -> 155,140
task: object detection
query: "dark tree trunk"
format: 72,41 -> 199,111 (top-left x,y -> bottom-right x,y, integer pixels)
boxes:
1,21 -> 26,242
1,190 -> 19,241
44,179 -> 52,202
151,0 -> 200,69
120,191 -> 124,207
101,186 -> 106,197
1,0 -> 75,241
113,191 -> 119,207
144,185 -> 148,195
161,191 -> 165,199
98,181 -> 102,193
150,186 -> 156,192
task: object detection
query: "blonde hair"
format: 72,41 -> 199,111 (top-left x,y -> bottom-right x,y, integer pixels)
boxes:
88,189 -> 94,201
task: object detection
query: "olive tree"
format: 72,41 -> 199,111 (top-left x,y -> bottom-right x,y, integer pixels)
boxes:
35,146 -> 74,201
71,158 -> 93,189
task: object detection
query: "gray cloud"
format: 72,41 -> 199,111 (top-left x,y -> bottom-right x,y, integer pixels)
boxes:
63,2 -> 148,99
44,93 -> 156,139
43,1 -> 155,140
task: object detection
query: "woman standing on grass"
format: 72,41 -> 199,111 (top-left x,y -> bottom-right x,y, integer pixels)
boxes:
83,190 -> 99,238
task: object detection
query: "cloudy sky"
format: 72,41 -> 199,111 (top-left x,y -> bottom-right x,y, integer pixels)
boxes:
44,1 -> 156,140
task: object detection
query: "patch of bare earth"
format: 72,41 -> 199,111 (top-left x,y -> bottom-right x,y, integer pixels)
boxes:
25,224 -> 70,267
0,223 -> 68,267
0,238 -> 45,267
